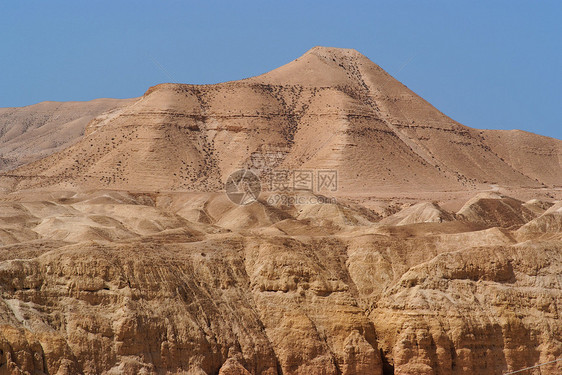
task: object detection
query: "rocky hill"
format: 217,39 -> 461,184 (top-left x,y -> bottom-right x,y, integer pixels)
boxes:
0,47 -> 560,375
1,47 -> 560,197
0,98 -> 135,172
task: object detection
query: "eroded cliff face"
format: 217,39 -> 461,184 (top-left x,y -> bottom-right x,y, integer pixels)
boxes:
0,191 -> 560,375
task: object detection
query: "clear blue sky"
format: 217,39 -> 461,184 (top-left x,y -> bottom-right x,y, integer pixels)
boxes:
1,1 -> 560,139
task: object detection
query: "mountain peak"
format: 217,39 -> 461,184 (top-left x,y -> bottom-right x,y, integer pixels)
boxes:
3,48 -> 560,194
304,46 -> 365,58
248,46 -> 379,86
301,46 -> 373,68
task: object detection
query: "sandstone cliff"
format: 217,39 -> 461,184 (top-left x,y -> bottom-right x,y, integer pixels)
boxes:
0,191 -> 559,374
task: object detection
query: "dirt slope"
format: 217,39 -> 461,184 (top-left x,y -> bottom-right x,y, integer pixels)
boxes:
0,98 -> 136,172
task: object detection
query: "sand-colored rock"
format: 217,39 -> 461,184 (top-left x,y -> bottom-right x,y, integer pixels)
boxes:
516,201 -> 562,240
379,202 -> 454,226
0,190 -> 557,374
456,193 -> 537,229
0,46 -> 560,374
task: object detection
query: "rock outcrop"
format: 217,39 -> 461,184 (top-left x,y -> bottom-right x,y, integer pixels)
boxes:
0,191 -> 559,374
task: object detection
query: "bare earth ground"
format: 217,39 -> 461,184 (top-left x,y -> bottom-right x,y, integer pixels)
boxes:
0,47 -> 560,375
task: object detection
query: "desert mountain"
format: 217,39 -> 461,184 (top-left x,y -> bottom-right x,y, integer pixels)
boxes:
1,47 -> 560,196
0,98 -> 135,172
0,47 -> 561,375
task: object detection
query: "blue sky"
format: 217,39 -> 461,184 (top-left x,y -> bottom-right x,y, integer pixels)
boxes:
1,1 -> 560,139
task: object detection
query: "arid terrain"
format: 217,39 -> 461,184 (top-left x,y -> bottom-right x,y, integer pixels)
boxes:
0,47 -> 560,375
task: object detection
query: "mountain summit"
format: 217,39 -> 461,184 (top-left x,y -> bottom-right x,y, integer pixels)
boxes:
1,47 -> 560,194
